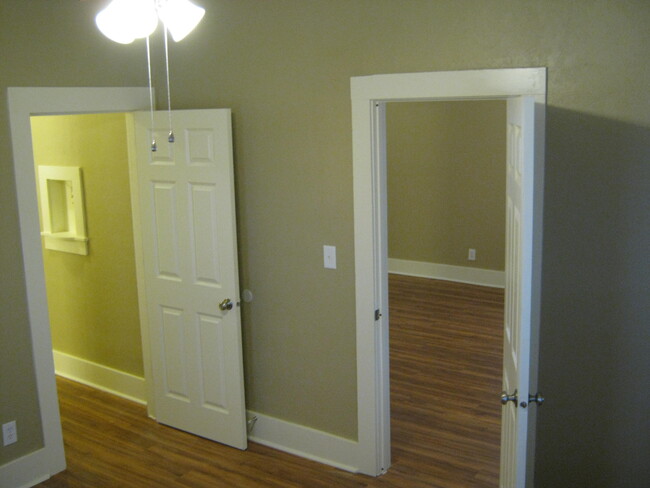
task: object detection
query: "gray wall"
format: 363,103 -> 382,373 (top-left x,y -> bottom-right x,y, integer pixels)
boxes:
387,100 -> 506,271
1,1 -> 649,485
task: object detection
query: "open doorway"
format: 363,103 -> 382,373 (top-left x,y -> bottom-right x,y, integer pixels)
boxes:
351,69 -> 546,482
385,99 -> 506,484
11,89 -> 249,485
8,87 -> 151,478
29,112 -> 146,403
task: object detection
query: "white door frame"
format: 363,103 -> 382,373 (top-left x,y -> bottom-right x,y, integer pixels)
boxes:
351,68 -> 546,477
7,87 -> 151,483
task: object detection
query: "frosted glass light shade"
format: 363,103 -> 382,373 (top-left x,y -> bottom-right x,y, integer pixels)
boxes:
95,0 -> 158,44
157,0 -> 206,42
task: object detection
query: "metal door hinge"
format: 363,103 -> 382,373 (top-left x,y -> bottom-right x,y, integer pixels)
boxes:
374,309 -> 382,321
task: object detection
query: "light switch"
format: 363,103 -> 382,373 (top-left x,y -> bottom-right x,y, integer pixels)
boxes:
324,245 -> 337,269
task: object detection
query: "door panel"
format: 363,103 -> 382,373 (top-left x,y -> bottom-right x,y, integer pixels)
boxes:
161,306 -> 188,398
153,183 -> 181,278
189,183 -> 223,286
135,109 -> 247,450
500,96 -> 535,487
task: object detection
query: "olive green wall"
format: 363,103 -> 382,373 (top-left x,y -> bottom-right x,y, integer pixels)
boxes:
31,113 -> 144,377
0,217 -> 43,464
2,1 -> 649,485
387,100 -> 506,271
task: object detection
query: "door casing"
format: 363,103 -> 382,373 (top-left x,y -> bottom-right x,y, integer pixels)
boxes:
8,87 -> 151,480
350,68 -> 546,480
9,91 -> 248,480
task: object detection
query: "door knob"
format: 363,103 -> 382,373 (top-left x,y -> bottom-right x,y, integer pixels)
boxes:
219,298 -> 233,311
500,389 -> 518,406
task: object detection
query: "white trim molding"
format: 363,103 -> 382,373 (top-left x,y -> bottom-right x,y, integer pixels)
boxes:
388,258 -> 505,288
247,411 -> 359,473
0,449 -> 50,488
53,350 -> 146,405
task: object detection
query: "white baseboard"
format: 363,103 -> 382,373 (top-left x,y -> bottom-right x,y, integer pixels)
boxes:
388,258 -> 505,288
247,411 -> 359,473
52,352 -> 360,473
53,350 -> 146,405
0,448 -> 51,488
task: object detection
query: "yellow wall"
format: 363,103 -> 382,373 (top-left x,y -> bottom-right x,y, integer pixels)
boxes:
31,114 -> 143,377
387,100 -> 506,271
2,1 -> 650,484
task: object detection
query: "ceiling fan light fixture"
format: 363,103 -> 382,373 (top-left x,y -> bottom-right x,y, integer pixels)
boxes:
157,0 -> 206,42
95,0 -> 158,44
94,0 -> 206,152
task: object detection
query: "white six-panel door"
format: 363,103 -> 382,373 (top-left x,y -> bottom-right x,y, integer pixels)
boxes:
134,109 -> 247,449
500,96 -> 536,487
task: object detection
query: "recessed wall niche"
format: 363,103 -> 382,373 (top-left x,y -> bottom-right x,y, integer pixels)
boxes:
38,165 -> 89,255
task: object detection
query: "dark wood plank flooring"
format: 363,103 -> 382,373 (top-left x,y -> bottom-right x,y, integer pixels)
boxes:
387,274 -> 503,487
38,275 -> 503,487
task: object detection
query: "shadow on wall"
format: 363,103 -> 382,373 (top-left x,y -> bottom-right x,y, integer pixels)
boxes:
536,107 -> 650,487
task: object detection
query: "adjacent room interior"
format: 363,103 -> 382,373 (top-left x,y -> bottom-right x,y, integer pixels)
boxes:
385,99 -> 506,485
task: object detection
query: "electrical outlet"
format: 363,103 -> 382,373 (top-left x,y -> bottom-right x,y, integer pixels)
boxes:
2,421 -> 17,446
468,248 -> 476,261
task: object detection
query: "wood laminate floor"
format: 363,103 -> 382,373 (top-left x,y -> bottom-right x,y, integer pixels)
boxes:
37,275 -> 503,487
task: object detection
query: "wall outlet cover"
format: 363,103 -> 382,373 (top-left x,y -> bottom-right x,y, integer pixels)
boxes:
2,421 -> 17,446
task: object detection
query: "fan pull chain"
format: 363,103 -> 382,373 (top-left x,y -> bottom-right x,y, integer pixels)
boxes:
163,25 -> 174,143
146,36 -> 157,152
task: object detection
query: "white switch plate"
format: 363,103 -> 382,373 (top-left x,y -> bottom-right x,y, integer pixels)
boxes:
324,245 -> 337,269
2,421 -> 17,446
468,248 -> 476,261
